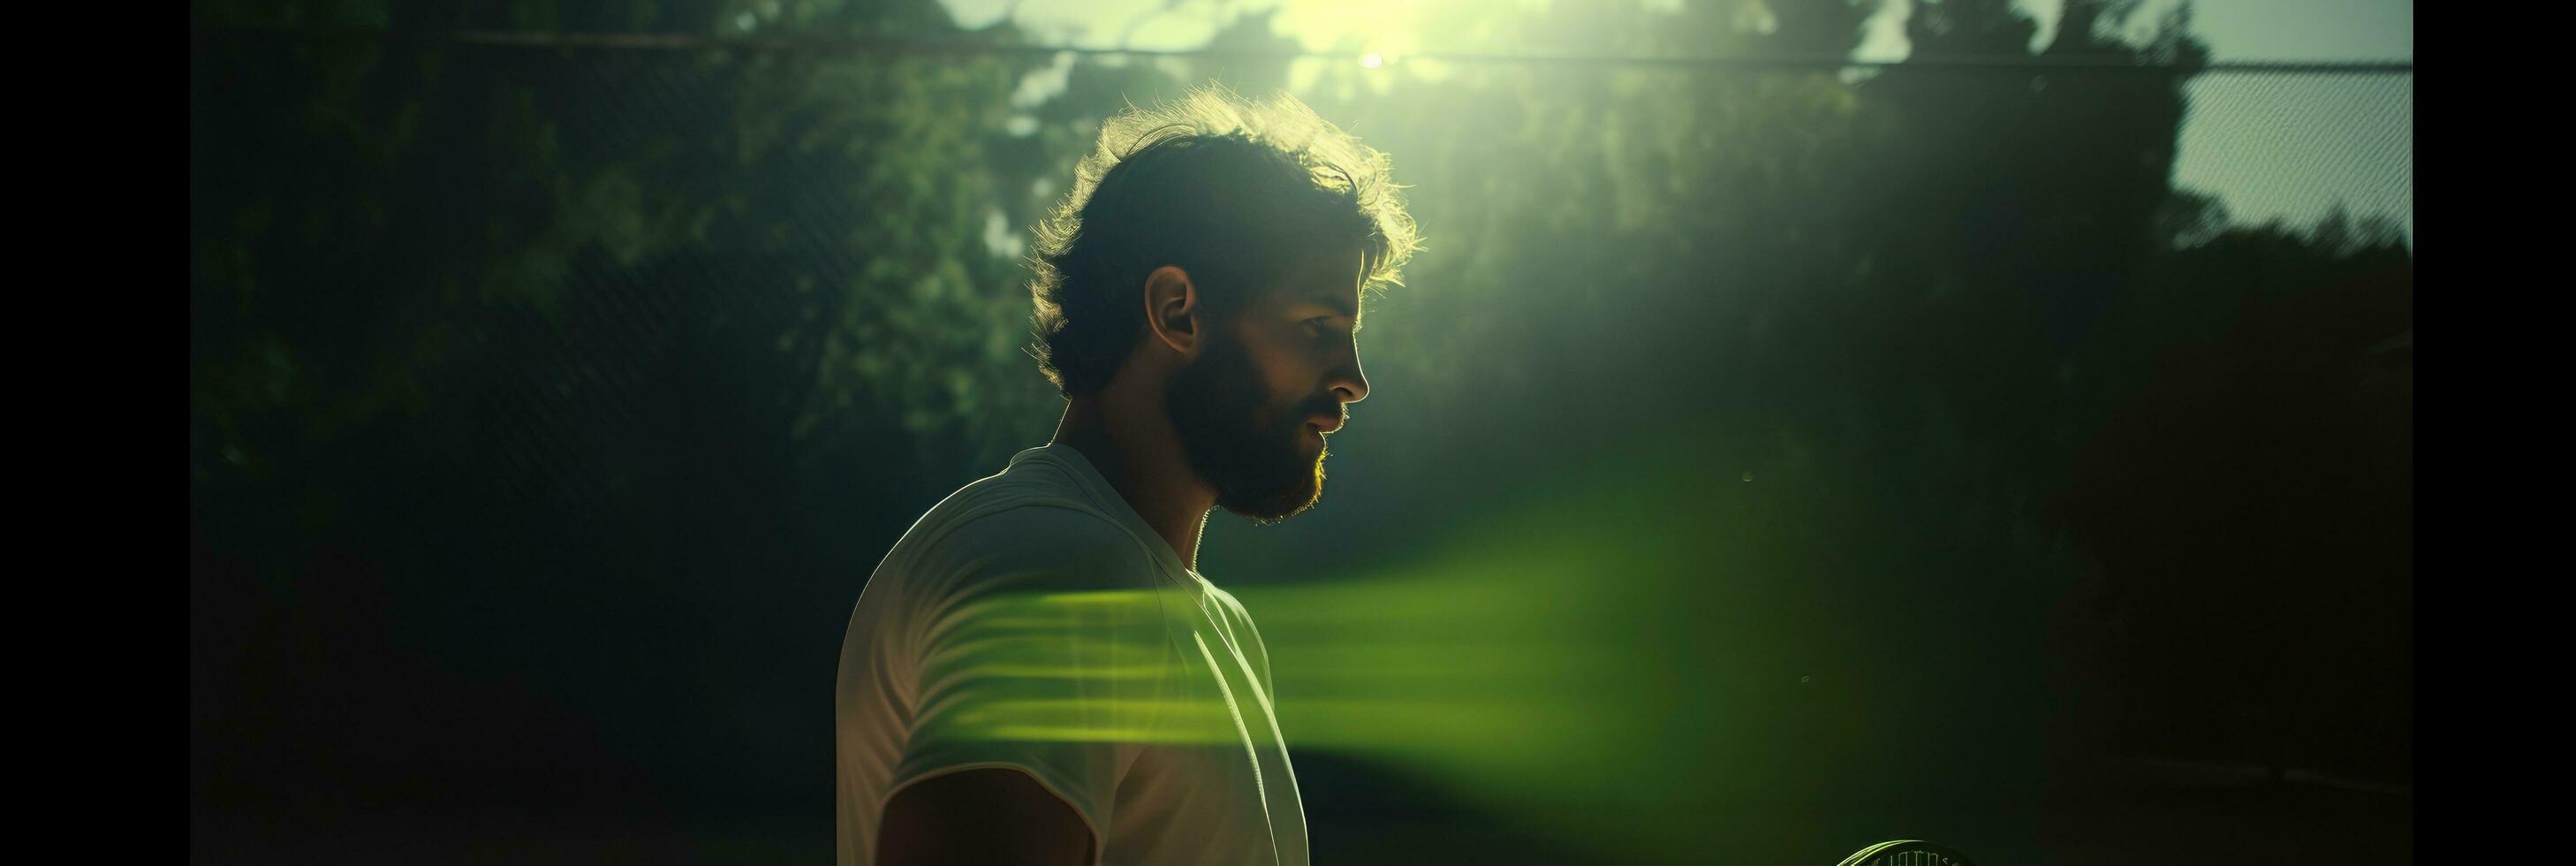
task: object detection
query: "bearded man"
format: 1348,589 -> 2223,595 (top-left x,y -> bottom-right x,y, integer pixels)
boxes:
835,86 -> 1421,866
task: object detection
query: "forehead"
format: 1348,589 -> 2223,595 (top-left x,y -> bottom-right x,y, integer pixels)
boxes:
1264,245 -> 1367,312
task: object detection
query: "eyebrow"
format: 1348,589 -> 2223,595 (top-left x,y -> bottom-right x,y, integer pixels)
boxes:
1299,291 -> 1358,320
1299,292 -> 1363,333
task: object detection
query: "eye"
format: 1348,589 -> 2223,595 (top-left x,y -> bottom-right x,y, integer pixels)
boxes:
1301,317 -> 1333,341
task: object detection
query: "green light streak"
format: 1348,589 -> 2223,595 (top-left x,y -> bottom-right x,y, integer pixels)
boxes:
1228,435 -> 1911,862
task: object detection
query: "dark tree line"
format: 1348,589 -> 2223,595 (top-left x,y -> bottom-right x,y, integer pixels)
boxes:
193,0 -> 2409,861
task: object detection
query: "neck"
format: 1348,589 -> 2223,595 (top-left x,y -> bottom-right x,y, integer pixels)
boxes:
1049,388 -> 1216,573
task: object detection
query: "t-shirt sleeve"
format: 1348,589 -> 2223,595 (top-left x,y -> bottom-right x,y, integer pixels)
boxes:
887,505 -> 1178,839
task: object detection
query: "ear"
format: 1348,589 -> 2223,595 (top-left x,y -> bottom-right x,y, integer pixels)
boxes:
1140,265 -> 1201,356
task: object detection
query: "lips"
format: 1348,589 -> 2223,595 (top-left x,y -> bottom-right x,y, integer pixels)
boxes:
1307,414 -> 1345,435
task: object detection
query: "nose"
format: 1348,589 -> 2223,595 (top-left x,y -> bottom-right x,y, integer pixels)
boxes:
1330,359 -> 1368,406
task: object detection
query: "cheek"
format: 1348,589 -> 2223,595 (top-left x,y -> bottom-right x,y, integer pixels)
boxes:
1240,337 -> 1313,406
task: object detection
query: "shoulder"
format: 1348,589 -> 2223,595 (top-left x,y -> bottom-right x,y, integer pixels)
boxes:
942,504 -> 1151,572
907,500 -> 1166,598
901,504 -> 1183,667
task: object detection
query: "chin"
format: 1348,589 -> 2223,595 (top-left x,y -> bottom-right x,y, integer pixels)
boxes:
1220,455 -> 1328,525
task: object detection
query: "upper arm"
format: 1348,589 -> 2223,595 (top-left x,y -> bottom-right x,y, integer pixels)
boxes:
876,767 -> 1096,866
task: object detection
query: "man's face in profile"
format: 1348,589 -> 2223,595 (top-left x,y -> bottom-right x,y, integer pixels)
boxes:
1166,246 -> 1371,523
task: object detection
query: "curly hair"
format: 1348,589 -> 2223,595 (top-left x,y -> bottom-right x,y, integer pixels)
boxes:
1026,85 -> 1422,398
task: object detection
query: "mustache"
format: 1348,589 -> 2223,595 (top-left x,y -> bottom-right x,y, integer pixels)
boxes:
1288,398 -> 1345,430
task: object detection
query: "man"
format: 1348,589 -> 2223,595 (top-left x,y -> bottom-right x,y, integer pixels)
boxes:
835,86 -> 1420,866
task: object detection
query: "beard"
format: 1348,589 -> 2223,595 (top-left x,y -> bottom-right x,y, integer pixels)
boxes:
1165,331 -> 1337,524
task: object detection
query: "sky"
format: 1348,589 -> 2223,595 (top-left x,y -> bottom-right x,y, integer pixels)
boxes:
943,0 -> 2413,245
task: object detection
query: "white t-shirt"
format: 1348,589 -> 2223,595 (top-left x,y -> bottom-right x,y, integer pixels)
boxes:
836,444 -> 1308,866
